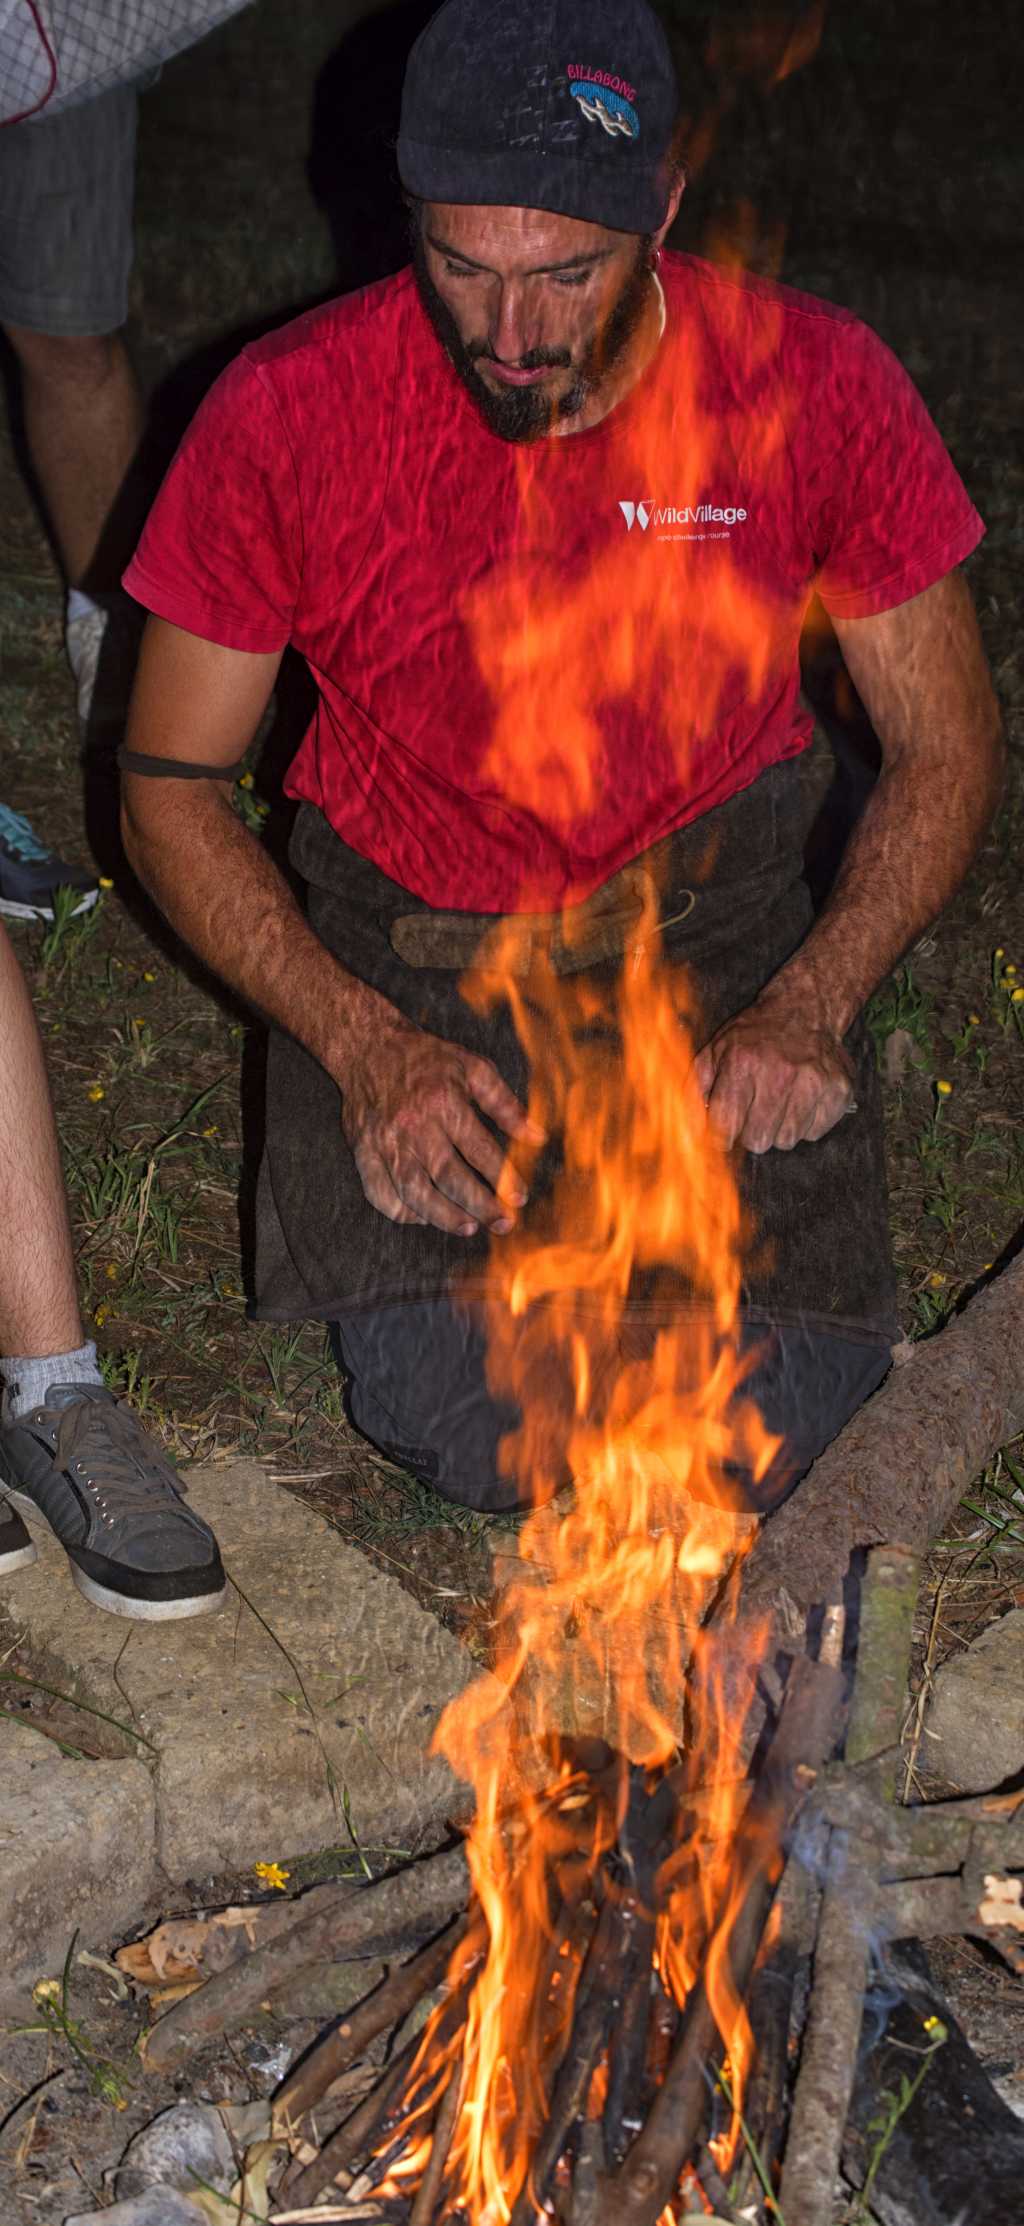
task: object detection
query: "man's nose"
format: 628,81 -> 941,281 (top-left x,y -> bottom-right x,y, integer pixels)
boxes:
490,281 -> 539,365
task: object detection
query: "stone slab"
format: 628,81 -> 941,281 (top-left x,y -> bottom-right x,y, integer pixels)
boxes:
925,1607 -> 1024,1793
0,1720 -> 157,2007
0,1462 -> 490,1883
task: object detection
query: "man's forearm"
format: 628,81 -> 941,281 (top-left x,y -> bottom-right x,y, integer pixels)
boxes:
769,734 -> 1003,1037
766,572 -> 1004,1037
122,782 -> 388,1082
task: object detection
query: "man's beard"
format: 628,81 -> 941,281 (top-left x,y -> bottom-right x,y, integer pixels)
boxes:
411,233 -> 655,443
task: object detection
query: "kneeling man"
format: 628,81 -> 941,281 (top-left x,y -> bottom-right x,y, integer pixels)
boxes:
120,0 -> 1002,1513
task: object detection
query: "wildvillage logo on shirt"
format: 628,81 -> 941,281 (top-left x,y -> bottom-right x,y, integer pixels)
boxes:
619,499 -> 749,539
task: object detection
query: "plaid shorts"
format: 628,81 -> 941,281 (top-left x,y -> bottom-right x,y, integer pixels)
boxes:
0,82 -> 138,335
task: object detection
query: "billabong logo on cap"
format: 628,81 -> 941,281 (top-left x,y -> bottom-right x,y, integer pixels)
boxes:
567,63 -> 640,140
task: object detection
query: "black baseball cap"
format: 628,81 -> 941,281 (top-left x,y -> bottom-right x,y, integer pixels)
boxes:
398,0 -> 680,237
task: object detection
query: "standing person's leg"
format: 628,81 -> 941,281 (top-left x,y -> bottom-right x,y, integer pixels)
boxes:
0,924 -> 226,1618
0,84 -> 145,719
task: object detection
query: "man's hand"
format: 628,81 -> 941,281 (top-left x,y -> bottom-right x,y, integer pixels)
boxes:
694,991 -> 856,1154
339,1011 -> 541,1235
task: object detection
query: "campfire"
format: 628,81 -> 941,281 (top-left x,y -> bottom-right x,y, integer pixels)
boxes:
132,920 -> 1024,2224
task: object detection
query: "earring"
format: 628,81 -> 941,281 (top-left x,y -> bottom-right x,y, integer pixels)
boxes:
649,245 -> 663,272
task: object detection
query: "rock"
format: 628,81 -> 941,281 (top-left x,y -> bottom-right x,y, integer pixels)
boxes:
0,1720 -> 156,2008
115,2100 -> 235,2200
924,1608 -> 1024,1792
65,2196 -> 204,2225
0,1461 -> 493,1883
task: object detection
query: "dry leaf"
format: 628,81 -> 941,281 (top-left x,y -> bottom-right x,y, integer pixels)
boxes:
116,1907 -> 261,1991
979,1874 -> 1024,1933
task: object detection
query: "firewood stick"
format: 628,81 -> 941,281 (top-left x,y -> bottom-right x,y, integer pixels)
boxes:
779,1547 -> 921,2226
509,1888 -> 633,2226
283,2036 -> 421,2211
408,2057 -> 463,2225
143,1844 -> 469,2074
589,1648 -> 846,2226
814,1775 -> 1024,1875
272,1919 -> 467,2137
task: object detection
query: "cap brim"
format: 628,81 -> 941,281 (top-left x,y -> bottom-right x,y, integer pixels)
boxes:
398,138 -> 671,237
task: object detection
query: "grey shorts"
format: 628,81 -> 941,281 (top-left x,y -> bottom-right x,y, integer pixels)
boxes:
0,83 -> 138,335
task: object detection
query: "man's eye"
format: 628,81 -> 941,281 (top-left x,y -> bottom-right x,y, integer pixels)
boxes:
443,260 -> 477,278
553,270 -> 591,289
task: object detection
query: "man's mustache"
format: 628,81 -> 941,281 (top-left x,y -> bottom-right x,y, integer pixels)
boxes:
470,343 -> 574,371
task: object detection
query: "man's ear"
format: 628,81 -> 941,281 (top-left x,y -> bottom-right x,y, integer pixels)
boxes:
655,169 -> 686,246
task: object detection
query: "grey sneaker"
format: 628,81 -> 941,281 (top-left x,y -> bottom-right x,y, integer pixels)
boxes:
0,1385 -> 226,1621
0,1495 -> 37,1574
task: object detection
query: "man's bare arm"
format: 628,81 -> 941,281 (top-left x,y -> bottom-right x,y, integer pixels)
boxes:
121,618 -> 535,1234
696,569 -> 1004,1152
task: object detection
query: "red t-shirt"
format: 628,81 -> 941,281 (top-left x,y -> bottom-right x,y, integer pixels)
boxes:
124,252 -> 983,912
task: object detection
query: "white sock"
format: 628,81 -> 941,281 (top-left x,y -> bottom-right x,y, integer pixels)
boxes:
0,1342 -> 102,1423
66,588 -> 106,627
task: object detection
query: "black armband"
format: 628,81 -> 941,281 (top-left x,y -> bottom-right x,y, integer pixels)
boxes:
117,750 -> 249,782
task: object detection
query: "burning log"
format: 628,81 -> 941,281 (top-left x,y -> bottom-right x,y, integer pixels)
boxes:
739,1248 -> 1024,1638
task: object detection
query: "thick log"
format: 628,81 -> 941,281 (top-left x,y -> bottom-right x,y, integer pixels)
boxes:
144,1844 -> 469,2074
740,1250 -> 1024,1629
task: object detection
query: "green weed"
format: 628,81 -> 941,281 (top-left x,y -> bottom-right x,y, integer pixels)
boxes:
849,2016 -> 947,2222
37,883 -> 105,979
12,1933 -> 135,2109
867,965 -> 934,1066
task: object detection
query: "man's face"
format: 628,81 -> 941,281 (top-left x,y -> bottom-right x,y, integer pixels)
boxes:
413,202 -> 656,442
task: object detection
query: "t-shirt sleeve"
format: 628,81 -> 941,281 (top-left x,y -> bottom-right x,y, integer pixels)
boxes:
123,353 -> 300,652
806,320 -> 984,620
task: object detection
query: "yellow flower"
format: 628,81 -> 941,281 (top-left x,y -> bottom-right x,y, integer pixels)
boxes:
1012,989 -> 1024,1005
923,2014 -> 947,2039
254,1861 -> 290,1892
134,1015 -> 147,1026
238,771 -> 254,789
982,1261 -> 994,1272
98,875 -> 114,890
93,1304 -> 109,1327
87,1084 -> 105,1103
143,969 -> 156,982
32,1976 -> 61,2005
935,1079 -> 953,1097
927,1271 -> 947,1289
202,1124 -> 219,1139
1006,964 -> 1018,979
995,947 -> 1005,960
105,1262 -> 119,1280
967,1012 -> 981,1026
222,1282 -> 238,1298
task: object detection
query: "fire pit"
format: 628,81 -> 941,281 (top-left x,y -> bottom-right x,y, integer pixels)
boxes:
129,941 -> 1024,2225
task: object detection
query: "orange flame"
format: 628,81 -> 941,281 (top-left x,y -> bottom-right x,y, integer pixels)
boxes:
393,257 -> 792,2222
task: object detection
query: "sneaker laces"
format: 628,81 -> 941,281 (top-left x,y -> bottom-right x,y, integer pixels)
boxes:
53,1397 -> 195,1528
0,804 -> 49,862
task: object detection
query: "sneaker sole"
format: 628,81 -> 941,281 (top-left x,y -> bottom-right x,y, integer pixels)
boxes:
5,1489 -> 226,1622
0,1536 -> 38,1574
0,890 -> 99,923
71,1565 -> 229,1622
